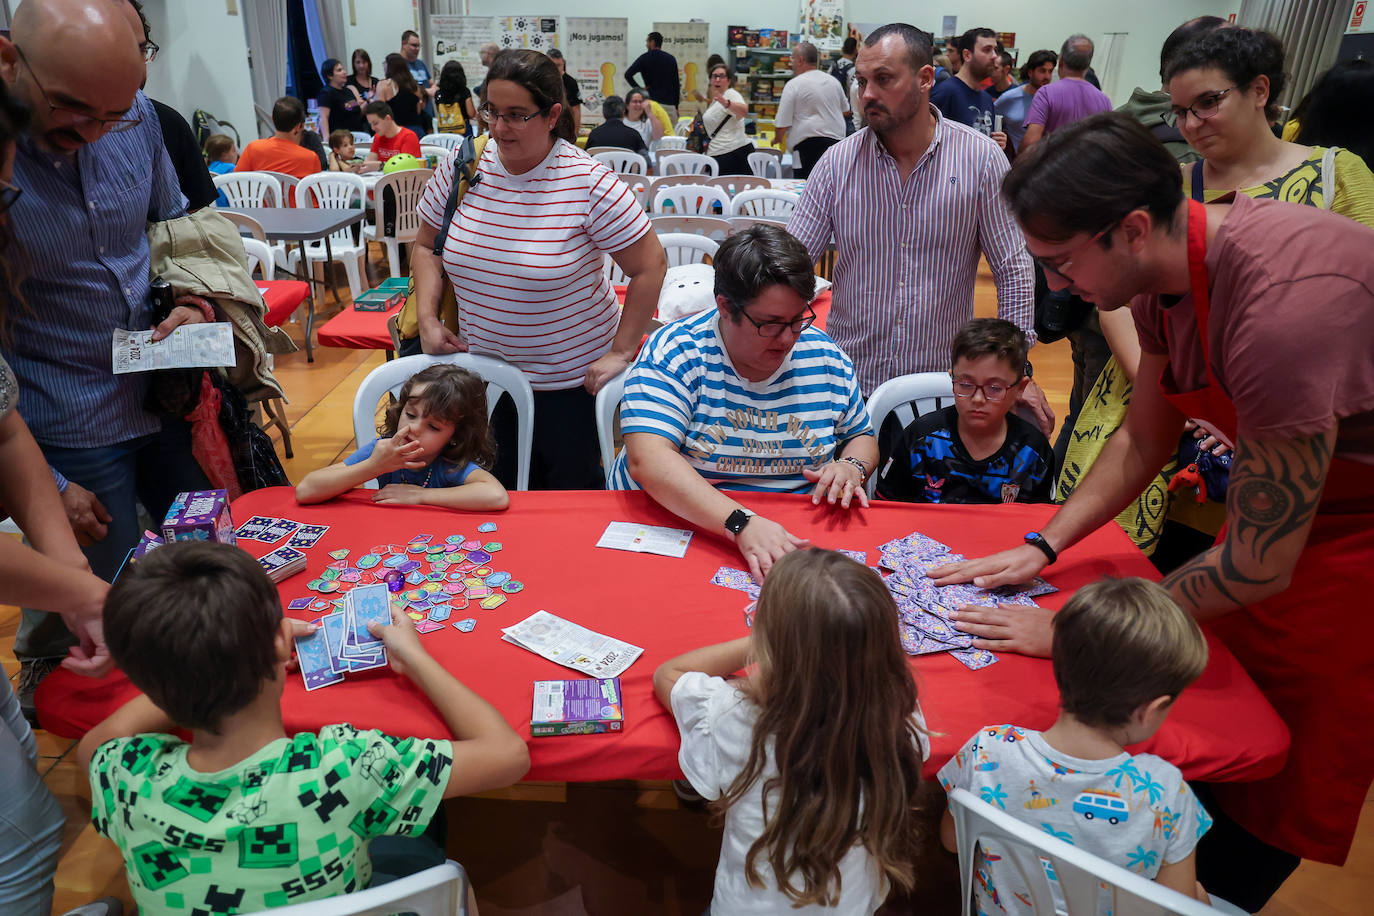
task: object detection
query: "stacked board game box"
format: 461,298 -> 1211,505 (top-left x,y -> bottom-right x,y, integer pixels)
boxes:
353,289 -> 406,312
531,677 -> 624,736
161,489 -> 235,545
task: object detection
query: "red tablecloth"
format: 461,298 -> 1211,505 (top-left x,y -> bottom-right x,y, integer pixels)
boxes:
316,287 -> 835,352
36,489 -> 1287,784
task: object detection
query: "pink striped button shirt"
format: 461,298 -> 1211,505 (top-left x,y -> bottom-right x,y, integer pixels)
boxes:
788,107 -> 1035,395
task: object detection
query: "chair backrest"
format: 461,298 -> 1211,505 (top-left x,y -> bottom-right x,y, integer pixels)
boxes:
652,135 -> 687,152
730,188 -> 798,218
864,372 -> 955,497
240,860 -> 469,916
747,151 -> 783,179
260,171 -> 301,199
420,145 -> 451,165
655,231 -> 719,267
659,151 -> 718,177
652,183 -> 731,217
241,237 -> 275,280
595,370 -> 629,484
729,216 -> 788,234
707,174 -> 771,197
295,172 -> 366,249
614,172 -> 651,210
650,173 -> 717,193
352,353 -> 534,491
949,789 -> 1221,916
420,132 -> 464,152
603,253 -> 629,285
592,149 -> 649,175
351,130 -> 372,144
221,209 -> 268,242
649,215 -> 733,242
213,171 -> 282,208
368,168 -> 434,242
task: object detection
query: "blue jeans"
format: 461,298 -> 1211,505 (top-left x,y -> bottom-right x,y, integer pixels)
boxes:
16,420 -> 208,660
0,679 -> 63,915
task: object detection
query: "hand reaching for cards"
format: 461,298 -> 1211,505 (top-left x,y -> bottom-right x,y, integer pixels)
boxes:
373,483 -> 426,505
950,603 -> 1055,658
803,461 -> 868,509
731,516 -> 810,582
371,434 -> 427,475
368,606 -> 426,677
927,544 -> 1048,591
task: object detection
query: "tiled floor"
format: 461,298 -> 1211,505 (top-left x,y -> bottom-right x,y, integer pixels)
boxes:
9,253 -> 1370,913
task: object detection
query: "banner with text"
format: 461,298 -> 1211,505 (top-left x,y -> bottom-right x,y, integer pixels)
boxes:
431,16 -> 495,93
564,18 -> 629,125
653,21 -> 710,110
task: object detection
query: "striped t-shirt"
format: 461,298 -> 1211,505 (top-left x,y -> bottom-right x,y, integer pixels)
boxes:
607,310 -> 873,492
416,139 -> 651,390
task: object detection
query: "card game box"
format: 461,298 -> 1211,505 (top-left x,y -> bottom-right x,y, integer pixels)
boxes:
378,277 -> 410,291
353,289 -> 406,312
531,678 -> 624,737
162,490 -> 235,546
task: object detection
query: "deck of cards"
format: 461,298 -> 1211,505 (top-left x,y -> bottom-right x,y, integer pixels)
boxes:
258,545 -> 307,583
294,583 -> 394,690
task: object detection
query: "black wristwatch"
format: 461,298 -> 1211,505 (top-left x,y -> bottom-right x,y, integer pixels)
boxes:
1023,531 -> 1057,565
724,509 -> 753,535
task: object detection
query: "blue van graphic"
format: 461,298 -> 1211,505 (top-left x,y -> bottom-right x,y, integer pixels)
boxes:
1073,790 -> 1129,824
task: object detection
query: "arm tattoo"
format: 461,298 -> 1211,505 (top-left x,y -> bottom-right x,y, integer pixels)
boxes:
1159,428 -> 1334,615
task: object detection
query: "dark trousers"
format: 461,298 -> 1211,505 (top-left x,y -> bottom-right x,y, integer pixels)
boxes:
793,136 -> 839,179
489,386 -> 604,490
712,143 -> 755,176
1191,783 -> 1301,911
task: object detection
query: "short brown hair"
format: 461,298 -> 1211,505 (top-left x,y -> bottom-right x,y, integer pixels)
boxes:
328,128 -> 354,150
949,317 -> 1028,374
104,541 -> 283,734
203,134 -> 235,161
271,96 -> 305,132
1052,578 -> 1208,728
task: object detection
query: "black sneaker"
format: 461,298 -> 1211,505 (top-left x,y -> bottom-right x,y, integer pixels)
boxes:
17,656 -> 63,727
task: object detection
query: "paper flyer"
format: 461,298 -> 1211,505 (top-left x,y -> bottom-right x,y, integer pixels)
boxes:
112,323 -> 234,374
502,610 -> 643,678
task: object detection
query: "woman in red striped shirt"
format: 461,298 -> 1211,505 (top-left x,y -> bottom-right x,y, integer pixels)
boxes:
410,50 -> 667,489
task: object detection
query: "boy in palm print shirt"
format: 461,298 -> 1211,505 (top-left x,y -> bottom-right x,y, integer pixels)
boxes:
938,578 -> 1215,911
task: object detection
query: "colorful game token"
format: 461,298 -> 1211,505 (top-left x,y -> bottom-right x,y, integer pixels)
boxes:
463,577 -> 485,589
444,543 -> 463,554
465,549 -> 493,565
359,571 -> 378,584
309,599 -> 331,611
484,571 -> 511,587
427,604 -> 452,622
406,608 -> 427,622
404,588 -> 429,602
442,581 -> 465,594
388,544 -> 407,555
428,591 -> 451,603
426,571 -> 445,582
316,580 -> 340,593
382,555 -> 406,568
306,578 -> 325,590
340,570 -> 362,583
471,566 -> 493,578
466,586 -> 493,599
445,534 -> 465,544
483,542 -> 502,552
320,568 -> 341,581
326,560 -> 347,571
384,570 -> 406,592
477,522 -> 498,532
448,595 -> 469,610
409,534 -> 433,544
479,594 -> 506,610
357,553 -> 382,569
406,543 -> 428,554
460,539 -> 481,550
371,545 -> 389,555
287,597 -> 313,610
501,580 -> 525,594
453,618 -> 477,633
397,560 -> 422,574
405,571 -> 426,585
328,548 -> 351,560
335,582 -> 356,593
455,559 -> 479,573
414,619 -> 445,634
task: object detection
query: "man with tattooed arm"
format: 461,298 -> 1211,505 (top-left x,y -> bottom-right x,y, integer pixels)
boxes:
929,112 -> 1374,910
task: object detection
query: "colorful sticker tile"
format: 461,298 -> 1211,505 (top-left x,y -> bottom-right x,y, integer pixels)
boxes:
465,549 -> 493,564
287,597 -> 313,610
414,619 -> 446,634
484,571 -> 511,587
328,548 -> 351,560
479,594 -> 506,610
477,522 -> 498,532
453,618 -> 477,633
466,586 -> 493,599
501,580 -> 524,594
356,554 -> 381,569
483,542 -> 502,552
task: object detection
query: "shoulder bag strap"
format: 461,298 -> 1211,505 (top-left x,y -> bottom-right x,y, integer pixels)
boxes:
1190,159 -> 1206,203
1320,146 -> 1337,210
433,134 -> 487,256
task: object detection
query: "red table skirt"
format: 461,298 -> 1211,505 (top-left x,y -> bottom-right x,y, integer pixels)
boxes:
260,281 -> 311,329
37,489 -> 1287,784
316,287 -> 835,352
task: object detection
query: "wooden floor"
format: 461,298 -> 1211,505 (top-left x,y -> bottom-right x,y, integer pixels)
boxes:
5,254 -> 1369,913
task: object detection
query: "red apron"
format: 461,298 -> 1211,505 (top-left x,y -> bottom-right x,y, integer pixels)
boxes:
1159,200 -> 1374,864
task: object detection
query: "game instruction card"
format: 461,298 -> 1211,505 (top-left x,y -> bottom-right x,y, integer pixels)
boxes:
112,323 -> 235,374
502,610 -> 643,678
595,522 -> 693,558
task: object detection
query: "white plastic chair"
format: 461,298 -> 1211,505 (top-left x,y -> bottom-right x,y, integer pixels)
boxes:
241,237 -> 276,279
213,171 -> 282,208
651,135 -> 687,152
240,860 -> 469,916
730,188 -> 798,219
747,151 -> 784,179
593,149 -> 649,175
420,132 -> 464,152
655,231 -> 719,267
603,253 -> 629,285
241,237 -> 297,459
352,353 -> 534,491
652,184 -> 731,217
420,145 -> 451,165
949,789 -> 1244,916
290,172 -> 368,299
864,372 -> 956,498
595,369 -> 629,483
708,174 -> 771,197
221,208 -> 291,274
615,172 -> 651,210
649,215 -> 733,242
351,130 -> 372,144
362,168 -> 434,278
729,216 -> 788,234
659,151 -> 718,177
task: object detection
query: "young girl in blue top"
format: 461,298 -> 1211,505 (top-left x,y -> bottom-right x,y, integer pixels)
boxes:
296,364 -> 508,510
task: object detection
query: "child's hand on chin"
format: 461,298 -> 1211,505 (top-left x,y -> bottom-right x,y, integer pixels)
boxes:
368,607 -> 425,676
373,483 -> 426,505
373,434 -> 426,473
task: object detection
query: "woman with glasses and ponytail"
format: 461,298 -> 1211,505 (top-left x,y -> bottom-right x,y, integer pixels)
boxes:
609,225 -> 877,582
408,49 -> 667,490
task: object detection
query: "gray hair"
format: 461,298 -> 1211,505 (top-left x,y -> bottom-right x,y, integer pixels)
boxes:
602,95 -> 626,120
795,41 -> 820,67
1060,34 -> 1094,72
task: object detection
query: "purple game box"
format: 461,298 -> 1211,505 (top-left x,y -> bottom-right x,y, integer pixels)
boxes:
530,678 -> 624,737
161,489 -> 236,546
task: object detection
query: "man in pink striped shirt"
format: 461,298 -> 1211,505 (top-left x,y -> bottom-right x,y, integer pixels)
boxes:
788,23 -> 1053,436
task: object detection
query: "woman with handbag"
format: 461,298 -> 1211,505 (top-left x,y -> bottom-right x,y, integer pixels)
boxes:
407,49 -> 667,490
702,63 -> 753,175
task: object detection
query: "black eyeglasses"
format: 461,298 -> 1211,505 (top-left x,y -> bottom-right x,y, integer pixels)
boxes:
1165,86 -> 1237,128
477,105 -> 549,127
0,177 -> 22,214
1031,220 -> 1117,284
12,45 -> 144,134
140,40 -> 160,63
735,305 -> 817,338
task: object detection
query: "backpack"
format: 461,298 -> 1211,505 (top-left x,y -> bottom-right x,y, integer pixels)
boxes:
192,109 -> 240,149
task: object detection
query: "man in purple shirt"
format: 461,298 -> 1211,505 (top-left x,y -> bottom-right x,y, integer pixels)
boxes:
1020,34 -> 1113,149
